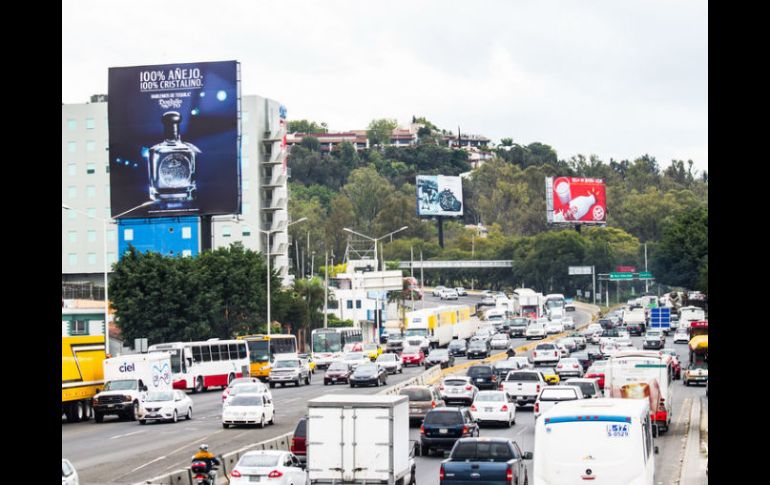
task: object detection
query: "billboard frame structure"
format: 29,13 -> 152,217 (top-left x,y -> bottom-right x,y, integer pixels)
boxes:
546,176 -> 607,228
416,175 -> 464,248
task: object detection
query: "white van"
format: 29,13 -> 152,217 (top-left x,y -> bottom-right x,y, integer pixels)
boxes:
534,398 -> 656,485
484,308 -> 507,321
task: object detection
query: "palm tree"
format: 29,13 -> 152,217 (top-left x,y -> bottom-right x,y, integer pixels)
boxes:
292,277 -> 327,351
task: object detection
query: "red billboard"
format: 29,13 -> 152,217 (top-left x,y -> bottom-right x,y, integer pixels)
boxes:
546,177 -> 607,224
616,266 -> 636,273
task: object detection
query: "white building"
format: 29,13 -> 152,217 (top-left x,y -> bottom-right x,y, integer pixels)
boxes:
62,94 -> 292,289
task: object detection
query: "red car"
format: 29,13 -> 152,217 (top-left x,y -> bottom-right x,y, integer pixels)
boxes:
290,417 -> 307,463
585,371 -> 605,389
661,349 -> 682,380
401,346 -> 425,367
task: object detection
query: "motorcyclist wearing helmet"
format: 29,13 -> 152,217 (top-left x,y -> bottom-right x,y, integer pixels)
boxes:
192,444 -> 220,480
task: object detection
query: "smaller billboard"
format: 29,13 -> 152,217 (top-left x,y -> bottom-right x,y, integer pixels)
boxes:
416,175 -> 463,217
546,177 -> 607,224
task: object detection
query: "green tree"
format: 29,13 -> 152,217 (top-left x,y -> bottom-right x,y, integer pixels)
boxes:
342,166 -> 394,233
287,119 -> 328,134
325,195 -> 357,259
292,277 -> 327,350
650,206 -> 708,290
367,118 -> 398,147
500,138 -> 514,147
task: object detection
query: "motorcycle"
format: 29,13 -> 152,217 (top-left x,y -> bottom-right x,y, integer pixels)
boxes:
191,460 -> 218,485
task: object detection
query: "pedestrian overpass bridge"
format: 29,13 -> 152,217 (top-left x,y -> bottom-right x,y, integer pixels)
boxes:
397,260 -> 513,269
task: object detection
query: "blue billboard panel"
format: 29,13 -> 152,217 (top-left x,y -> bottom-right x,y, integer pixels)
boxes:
108,61 -> 241,218
118,217 -> 200,258
650,307 -> 671,330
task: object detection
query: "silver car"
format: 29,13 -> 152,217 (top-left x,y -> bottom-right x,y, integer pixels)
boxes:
438,376 -> 478,405
489,333 -> 511,349
375,352 -> 403,374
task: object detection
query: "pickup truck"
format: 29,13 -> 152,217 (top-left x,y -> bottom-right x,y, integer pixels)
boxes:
500,370 -> 546,407
440,437 -> 531,485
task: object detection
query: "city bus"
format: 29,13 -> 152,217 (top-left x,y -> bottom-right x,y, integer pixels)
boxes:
236,334 -> 299,380
148,339 -> 250,392
311,327 -> 363,368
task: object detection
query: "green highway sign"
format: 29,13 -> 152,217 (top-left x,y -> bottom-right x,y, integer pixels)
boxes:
609,272 -> 633,280
639,272 -> 653,279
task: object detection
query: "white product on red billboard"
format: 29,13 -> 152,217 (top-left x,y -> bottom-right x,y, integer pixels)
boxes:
546,177 -> 607,224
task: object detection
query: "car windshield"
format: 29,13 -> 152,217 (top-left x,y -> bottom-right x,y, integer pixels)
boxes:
355,364 -> 377,374
405,329 -> 428,337
444,379 -> 469,386
536,344 -> 555,350
534,367 -> 555,374
468,366 -> 492,376
103,380 -> 137,391
475,392 -> 506,402
424,411 -> 462,425
567,381 -> 597,396
540,388 -> 579,400
328,362 -> 349,371
230,395 -> 264,406
529,324 -> 544,330
400,388 -> 432,401
449,341 -> 466,348
345,353 -> 365,360
430,350 -> 449,358
238,454 -> 280,467
274,360 -> 299,369
403,346 -> 420,354
507,372 -> 539,381
512,318 -> 528,326
363,344 -> 378,351
144,391 -> 174,402
571,352 -> 588,360
469,342 -> 487,349
231,384 -> 264,395
228,378 -> 258,389
377,354 -> 396,362
492,334 -> 508,340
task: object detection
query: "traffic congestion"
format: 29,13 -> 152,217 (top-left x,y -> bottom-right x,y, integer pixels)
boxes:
62,290 -> 708,485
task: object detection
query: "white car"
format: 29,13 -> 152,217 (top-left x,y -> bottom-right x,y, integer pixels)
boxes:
439,375 -> 478,405
222,377 -> 263,402
342,352 -> 368,369
489,333 -> 511,349
432,286 -> 448,297
674,327 -> 690,344
565,302 -> 576,312
375,353 -> 403,374
138,390 -> 193,424
222,393 -> 275,428
532,343 -> 560,365
229,450 -> 307,485
455,287 -> 468,296
470,391 -> 516,427
555,358 -> 584,378
555,342 -> 570,358
534,385 -> 584,419
545,321 -> 564,334
62,459 -> 79,485
525,323 -> 547,340
223,382 -> 272,406
440,288 -> 459,300
561,316 -> 575,329
507,356 -> 532,369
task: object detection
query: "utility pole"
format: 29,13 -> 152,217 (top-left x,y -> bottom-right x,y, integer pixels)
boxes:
324,251 -> 328,328
644,243 -> 649,293
592,265 -> 596,305
420,250 -> 425,309
471,234 -> 475,291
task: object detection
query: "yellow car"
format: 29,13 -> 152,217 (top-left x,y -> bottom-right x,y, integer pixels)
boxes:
534,366 -> 561,385
362,342 -> 383,361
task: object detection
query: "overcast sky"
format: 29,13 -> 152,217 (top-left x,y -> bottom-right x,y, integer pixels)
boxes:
62,0 -> 707,173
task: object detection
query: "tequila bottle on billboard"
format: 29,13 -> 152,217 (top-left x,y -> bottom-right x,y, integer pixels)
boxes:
148,111 -> 200,201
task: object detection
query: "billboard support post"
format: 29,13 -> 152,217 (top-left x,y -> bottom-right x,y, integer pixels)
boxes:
592,265 -> 596,305
201,215 -> 212,251
437,216 -> 444,248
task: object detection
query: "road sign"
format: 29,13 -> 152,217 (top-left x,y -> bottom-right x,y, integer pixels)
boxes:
576,290 -> 582,297
650,307 -> 671,330
609,272 -> 633,280
569,266 -> 593,275
639,272 -> 654,279
616,266 -> 636,272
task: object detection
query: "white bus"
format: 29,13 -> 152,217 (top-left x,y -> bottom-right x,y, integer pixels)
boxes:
544,293 -> 566,318
535,398 -> 655,485
148,339 -> 250,393
311,327 -> 363,368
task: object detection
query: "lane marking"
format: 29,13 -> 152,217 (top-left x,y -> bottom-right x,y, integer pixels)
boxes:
515,425 -> 529,436
131,455 -> 166,472
108,430 -> 146,440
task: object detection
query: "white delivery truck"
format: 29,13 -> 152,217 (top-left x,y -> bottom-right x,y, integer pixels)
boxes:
678,306 -> 705,329
92,352 -> 172,422
307,394 -> 416,485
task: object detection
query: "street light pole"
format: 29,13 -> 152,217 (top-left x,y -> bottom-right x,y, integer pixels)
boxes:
342,226 -> 408,271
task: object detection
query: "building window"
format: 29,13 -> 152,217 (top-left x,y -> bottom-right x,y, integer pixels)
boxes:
243,112 -> 249,122
105,163 -> 110,173
67,210 -> 77,220
67,186 -> 77,199
182,227 -> 192,239
87,208 -> 96,218
182,249 -> 192,257
67,119 -> 77,131
242,155 -> 249,169
86,163 -> 96,174
68,253 -> 78,266
347,300 -> 353,309
105,185 -> 110,197
222,226 -> 231,237
243,203 -> 251,214
68,231 -> 77,243
71,320 -> 87,335
242,227 -> 251,237
107,229 -> 116,242
107,252 -> 117,265
356,300 -> 362,309
86,185 -> 96,198
87,230 -> 96,243
242,179 -> 249,191
124,228 -> 134,241
68,163 -> 77,176
85,117 -> 95,129
87,253 -> 97,265
67,141 -> 77,153
86,140 -> 96,152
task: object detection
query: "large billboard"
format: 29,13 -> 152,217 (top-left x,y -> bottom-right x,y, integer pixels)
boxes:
108,61 -> 241,218
416,175 -> 463,217
546,177 -> 606,224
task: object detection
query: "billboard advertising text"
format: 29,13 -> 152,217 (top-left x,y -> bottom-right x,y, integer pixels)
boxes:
108,61 -> 241,218
416,175 -> 463,217
546,177 -> 606,224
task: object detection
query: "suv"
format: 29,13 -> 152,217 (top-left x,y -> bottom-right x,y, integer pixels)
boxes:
400,385 -> 445,423
563,378 -> 601,399
420,408 -> 479,456
290,417 -> 307,463
467,340 -> 490,359
531,343 -> 560,365
268,358 -> 311,388
626,323 -> 644,336
467,365 -> 498,390
642,330 -> 665,350
534,385 -> 584,419
439,376 -> 479,405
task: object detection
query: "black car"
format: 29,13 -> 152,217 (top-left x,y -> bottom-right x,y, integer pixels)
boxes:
349,363 -> 388,387
467,341 -> 490,359
627,323 -> 644,336
424,349 -> 455,369
467,364 -> 498,390
600,328 -> 620,338
507,317 -> 529,338
598,319 -> 614,330
448,339 -> 467,357
570,351 -> 593,372
420,408 -> 479,455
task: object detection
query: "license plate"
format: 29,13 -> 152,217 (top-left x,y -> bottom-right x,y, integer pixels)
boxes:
517,396 -> 524,401
484,407 -> 493,412
439,428 -> 448,434
250,476 -> 263,482
451,389 -> 460,393
332,378 -> 337,381
411,407 -> 419,412
108,404 -> 116,408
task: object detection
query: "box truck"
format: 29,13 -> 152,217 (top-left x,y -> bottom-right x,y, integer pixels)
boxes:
307,394 -> 416,485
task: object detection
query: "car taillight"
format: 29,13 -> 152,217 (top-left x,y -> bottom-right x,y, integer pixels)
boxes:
499,384 -> 504,390
439,386 -> 444,391
470,404 -> 477,411
557,364 -> 563,368
462,425 -> 469,435
465,386 -> 473,390
491,375 -> 497,381
554,351 -> 558,357
440,465 -> 445,481
573,365 -> 578,368
420,425 -> 425,434
536,384 -> 541,393
534,402 -> 539,413
506,465 -> 513,482
231,470 -> 242,478
431,400 -> 437,408
533,351 -> 537,357
268,470 -> 283,478
501,405 -> 508,411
